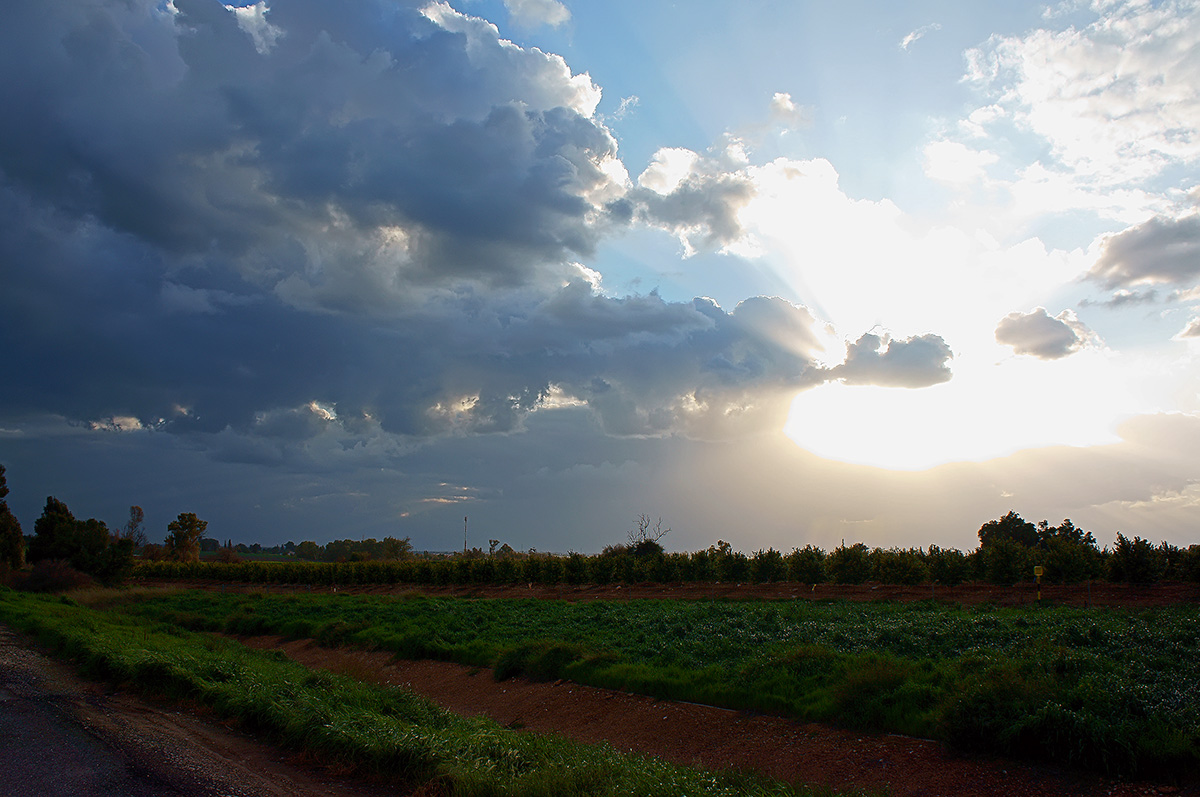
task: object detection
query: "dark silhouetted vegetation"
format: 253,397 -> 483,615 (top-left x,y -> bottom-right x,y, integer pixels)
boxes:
0,464 -> 24,570
27,496 -> 133,585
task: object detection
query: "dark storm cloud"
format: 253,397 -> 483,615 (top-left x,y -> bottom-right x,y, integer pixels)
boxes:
0,0 -> 620,297
0,0 -> 961,479
1088,215 -> 1200,289
994,308 -> 1088,360
828,332 -> 954,388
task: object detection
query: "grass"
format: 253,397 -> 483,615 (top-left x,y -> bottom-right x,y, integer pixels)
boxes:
107,588 -> 1200,778
0,587 -> 851,797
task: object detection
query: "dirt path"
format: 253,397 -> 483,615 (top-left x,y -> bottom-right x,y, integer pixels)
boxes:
240,635 -> 1197,797
0,625 -> 391,797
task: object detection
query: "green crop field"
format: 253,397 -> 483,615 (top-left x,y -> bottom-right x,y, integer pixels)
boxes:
0,587 -> 847,797
113,588 -> 1200,778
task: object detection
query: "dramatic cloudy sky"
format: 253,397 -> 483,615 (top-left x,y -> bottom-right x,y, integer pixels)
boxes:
3,0 -> 1200,553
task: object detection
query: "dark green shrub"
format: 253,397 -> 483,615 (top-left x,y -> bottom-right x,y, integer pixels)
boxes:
978,538 -> 1032,585
19,559 -> 94,592
785,545 -> 827,584
1108,534 -> 1160,584
1037,520 -> 1104,584
493,640 -> 584,682
1180,545 -> 1200,582
870,548 -> 929,585
927,546 -> 970,586
749,549 -> 787,583
827,543 -> 871,584
978,511 -> 1038,548
563,553 -> 588,584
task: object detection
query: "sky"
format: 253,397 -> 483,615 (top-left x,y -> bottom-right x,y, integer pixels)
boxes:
2,0 -> 1200,554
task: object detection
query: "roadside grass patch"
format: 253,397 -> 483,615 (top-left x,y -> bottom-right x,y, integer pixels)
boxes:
0,588 -> 848,797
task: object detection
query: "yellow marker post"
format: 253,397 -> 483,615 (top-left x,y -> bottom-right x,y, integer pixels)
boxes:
1034,565 -> 1044,602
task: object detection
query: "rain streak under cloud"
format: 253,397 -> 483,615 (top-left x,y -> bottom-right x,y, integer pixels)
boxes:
2,0 -> 1200,553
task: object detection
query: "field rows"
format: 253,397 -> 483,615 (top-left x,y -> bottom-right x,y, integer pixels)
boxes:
120,588 -> 1200,778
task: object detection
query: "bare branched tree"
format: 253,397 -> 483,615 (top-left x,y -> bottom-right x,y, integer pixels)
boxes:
629,514 -> 670,546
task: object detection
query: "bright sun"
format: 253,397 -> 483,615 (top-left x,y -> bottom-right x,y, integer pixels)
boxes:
784,350 -> 1135,471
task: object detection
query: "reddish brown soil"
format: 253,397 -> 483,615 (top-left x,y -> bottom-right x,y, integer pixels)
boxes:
239,635 -> 1195,797
136,580 -> 1200,796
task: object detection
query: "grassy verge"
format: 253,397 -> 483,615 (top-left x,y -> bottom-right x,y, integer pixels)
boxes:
110,589 -> 1200,778
0,587 -> 846,797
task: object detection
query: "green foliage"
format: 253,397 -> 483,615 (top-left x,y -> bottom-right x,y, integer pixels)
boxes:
0,504 -> 23,570
1181,545 -> 1200,583
786,545 -> 827,584
749,548 -> 787,583
870,548 -> 929,586
0,464 -> 24,569
27,496 -> 133,585
926,546 -> 970,586
978,511 -> 1038,548
978,537 -> 1032,586
1109,534 -> 1159,584
494,640 -> 585,682
297,536 -> 413,562
1037,520 -> 1105,583
0,591 -> 824,797
122,590 -> 1200,778
166,512 -> 207,562
827,543 -> 871,584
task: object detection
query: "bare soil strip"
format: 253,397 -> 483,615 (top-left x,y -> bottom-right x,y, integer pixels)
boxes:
240,635 -> 1196,797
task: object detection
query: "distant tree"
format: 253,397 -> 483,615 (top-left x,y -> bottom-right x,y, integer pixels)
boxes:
29,497 -> 84,563
978,511 -> 1038,549
926,545 -> 970,586
827,542 -> 872,584
629,514 -> 670,558
871,547 -> 930,585
199,537 -> 221,552
1108,533 -> 1159,584
0,464 -> 24,569
1036,519 -> 1104,583
974,511 -> 1040,585
27,496 -> 132,585
120,505 -> 147,546
139,543 -> 167,562
165,512 -> 207,562
1180,545 -> 1200,583
296,540 -> 321,560
0,509 -> 22,570
749,548 -> 787,583
977,537 -> 1032,585
379,536 -> 413,560
786,545 -> 827,584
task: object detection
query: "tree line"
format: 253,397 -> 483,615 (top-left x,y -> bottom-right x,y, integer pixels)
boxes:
136,512 -> 1200,588
3,461 -> 1199,589
0,464 -> 211,589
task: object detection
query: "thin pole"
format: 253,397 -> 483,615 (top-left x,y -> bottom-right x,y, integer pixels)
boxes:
464,516 -> 468,554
